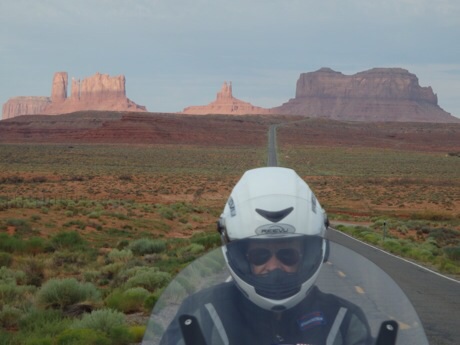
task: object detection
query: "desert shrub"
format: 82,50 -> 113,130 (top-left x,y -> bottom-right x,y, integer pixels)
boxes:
19,258 -> 45,286
383,239 -> 403,254
24,237 -> 48,255
36,278 -> 101,310
0,234 -> 24,253
6,218 -> 33,235
157,206 -> 175,220
0,252 -> 12,267
51,250 -> 96,268
55,329 -> 110,345
0,305 -> 21,329
50,231 -> 87,250
143,292 -> 160,310
72,308 -> 126,334
19,308 -> 70,337
0,282 -> 35,309
444,246 -> 460,262
105,287 -> 149,313
191,231 -> 221,249
124,268 -> 171,292
100,262 -> 125,281
128,238 -> 166,255
107,249 -> 133,263
129,325 -> 147,342
63,220 -> 86,229
0,267 -> 27,285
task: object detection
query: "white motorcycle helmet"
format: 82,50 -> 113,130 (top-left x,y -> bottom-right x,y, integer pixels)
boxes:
218,167 -> 328,311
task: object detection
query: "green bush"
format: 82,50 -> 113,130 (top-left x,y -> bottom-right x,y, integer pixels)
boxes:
55,328 -> 110,345
36,278 -> 101,310
72,309 -> 126,334
124,268 -> 171,292
0,266 -> 27,285
128,238 -> 166,255
24,237 -> 48,255
6,218 -> 33,234
50,232 -> 87,250
444,246 -> 460,262
19,308 -> 70,338
0,234 -> 24,253
105,287 -> 149,313
0,305 -> 21,329
129,325 -> 147,342
107,249 -> 133,263
0,252 -> 13,267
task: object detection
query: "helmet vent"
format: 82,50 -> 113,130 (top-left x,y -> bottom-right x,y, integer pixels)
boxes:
255,207 -> 294,223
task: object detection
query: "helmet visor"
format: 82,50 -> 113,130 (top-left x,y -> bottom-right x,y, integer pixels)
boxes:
225,234 -> 324,300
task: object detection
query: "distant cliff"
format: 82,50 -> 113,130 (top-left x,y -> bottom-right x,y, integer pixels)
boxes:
2,72 -> 146,119
182,81 -> 269,115
270,68 -> 458,122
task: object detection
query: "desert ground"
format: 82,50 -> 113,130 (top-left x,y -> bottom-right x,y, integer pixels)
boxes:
0,112 -> 459,343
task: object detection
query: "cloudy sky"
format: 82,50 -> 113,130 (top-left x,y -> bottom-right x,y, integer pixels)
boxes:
1,0 -> 459,118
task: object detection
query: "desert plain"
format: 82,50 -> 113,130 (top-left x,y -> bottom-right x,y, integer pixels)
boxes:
0,112 -> 459,343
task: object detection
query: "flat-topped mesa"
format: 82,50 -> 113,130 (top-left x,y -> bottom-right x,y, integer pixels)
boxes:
182,81 -> 270,115
271,67 -> 456,122
2,97 -> 51,119
294,67 -> 437,103
2,72 -> 146,119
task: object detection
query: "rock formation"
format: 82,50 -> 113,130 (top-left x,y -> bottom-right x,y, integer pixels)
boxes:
182,81 -> 270,115
270,68 -> 457,122
2,72 -> 146,119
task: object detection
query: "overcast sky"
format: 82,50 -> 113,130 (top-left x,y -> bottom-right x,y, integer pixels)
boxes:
1,0 -> 459,118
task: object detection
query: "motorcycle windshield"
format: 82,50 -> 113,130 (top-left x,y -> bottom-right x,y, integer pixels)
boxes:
142,239 -> 429,345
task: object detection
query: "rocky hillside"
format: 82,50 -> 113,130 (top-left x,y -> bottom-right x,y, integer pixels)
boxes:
271,68 -> 458,122
2,72 -> 146,119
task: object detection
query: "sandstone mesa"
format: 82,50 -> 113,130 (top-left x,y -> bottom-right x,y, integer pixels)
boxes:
2,67 -> 458,122
271,67 -> 457,122
2,72 -> 146,119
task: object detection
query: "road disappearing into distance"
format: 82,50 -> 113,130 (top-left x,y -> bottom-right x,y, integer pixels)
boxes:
267,124 -> 460,345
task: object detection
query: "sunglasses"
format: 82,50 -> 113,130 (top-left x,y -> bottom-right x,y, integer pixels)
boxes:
247,247 -> 301,266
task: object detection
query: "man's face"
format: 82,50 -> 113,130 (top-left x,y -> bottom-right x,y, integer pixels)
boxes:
247,239 -> 302,275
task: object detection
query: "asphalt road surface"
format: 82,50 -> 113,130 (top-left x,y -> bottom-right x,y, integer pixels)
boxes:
268,124 -> 460,344
326,229 -> 460,345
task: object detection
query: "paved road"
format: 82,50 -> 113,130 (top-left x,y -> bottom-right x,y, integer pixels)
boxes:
267,125 -> 278,167
326,229 -> 460,345
268,124 -> 460,345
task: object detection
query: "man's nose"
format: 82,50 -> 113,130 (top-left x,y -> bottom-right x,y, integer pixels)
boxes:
264,254 -> 282,271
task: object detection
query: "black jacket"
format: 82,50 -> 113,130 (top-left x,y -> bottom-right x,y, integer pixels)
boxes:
160,282 -> 372,345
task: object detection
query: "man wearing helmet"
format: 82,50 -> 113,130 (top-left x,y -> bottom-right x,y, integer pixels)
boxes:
160,167 -> 372,345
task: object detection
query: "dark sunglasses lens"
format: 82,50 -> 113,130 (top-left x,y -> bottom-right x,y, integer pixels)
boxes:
247,248 -> 271,266
276,248 -> 300,266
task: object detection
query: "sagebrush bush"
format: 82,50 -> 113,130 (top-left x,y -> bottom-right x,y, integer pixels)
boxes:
0,234 -> 24,253
128,238 -> 166,255
0,305 -> 21,329
0,267 -> 27,285
55,328 -> 110,345
19,308 -> 70,337
124,268 -> 171,292
36,278 -> 101,310
107,249 -> 133,263
0,252 -> 12,267
50,231 -> 87,250
72,308 -> 126,334
105,287 -> 149,313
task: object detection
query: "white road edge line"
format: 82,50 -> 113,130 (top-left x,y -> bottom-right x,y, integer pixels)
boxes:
328,227 -> 460,284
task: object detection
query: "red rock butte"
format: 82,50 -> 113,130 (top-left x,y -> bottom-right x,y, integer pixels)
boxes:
2,72 -> 146,119
182,81 -> 270,115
